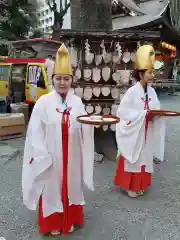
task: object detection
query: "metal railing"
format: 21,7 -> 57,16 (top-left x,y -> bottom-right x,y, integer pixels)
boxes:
150,79 -> 180,89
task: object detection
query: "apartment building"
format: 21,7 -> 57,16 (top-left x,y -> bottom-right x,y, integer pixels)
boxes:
37,0 -> 71,33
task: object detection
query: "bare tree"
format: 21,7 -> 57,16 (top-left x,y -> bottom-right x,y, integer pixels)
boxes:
46,0 -> 70,31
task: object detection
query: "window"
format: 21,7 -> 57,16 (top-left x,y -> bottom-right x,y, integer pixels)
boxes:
0,66 -> 10,81
27,65 -> 45,88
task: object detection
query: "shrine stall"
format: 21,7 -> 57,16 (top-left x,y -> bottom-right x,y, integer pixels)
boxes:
53,29 -> 160,132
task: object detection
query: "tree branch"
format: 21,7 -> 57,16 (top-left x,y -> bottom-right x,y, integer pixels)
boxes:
61,2 -> 70,16
65,0 -> 68,7
60,0 -> 62,11
46,0 -> 53,10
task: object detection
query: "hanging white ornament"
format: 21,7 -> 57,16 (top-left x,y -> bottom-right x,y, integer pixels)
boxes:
101,86 -> 110,97
95,105 -> 102,114
92,67 -> 101,83
83,68 -> 92,81
95,54 -> 102,66
110,124 -> 116,131
122,50 -> 131,63
74,86 -> 83,98
86,104 -> 94,114
103,107 -> 110,115
102,125 -> 108,131
102,66 -> 111,82
83,87 -> 93,101
75,67 -> 81,80
111,87 -> 120,99
93,86 -> 101,97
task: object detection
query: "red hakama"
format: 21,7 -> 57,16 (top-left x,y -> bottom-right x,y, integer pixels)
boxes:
114,155 -> 151,192
38,111 -> 83,235
114,97 -> 153,193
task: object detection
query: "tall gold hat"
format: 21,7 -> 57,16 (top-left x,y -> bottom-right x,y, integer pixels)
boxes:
134,45 -> 155,70
53,43 -> 72,76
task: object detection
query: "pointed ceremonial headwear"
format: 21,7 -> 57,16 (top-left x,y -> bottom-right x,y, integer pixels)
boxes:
53,43 -> 72,76
134,45 -> 155,70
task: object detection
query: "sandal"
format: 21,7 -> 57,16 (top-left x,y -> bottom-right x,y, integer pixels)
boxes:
50,230 -> 61,236
69,225 -> 74,233
127,190 -> 145,198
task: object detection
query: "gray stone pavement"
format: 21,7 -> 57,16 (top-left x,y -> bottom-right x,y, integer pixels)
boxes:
0,93 -> 180,240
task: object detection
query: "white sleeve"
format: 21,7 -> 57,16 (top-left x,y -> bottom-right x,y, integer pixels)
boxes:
117,88 -> 146,122
22,97 -> 53,209
78,99 -> 95,191
25,97 -> 53,174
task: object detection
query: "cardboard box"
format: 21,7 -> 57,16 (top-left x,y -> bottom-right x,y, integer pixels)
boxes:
11,103 -> 29,126
0,113 -> 25,140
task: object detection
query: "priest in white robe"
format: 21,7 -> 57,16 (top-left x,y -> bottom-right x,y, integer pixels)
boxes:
114,45 -> 166,198
22,44 -> 94,236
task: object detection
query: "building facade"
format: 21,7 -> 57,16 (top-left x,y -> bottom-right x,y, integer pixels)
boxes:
37,0 -> 71,33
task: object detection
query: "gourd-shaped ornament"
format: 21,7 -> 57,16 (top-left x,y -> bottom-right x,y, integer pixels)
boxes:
113,42 -> 122,64
85,39 -> 94,64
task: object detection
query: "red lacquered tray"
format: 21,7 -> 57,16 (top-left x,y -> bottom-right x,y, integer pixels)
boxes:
150,110 -> 180,117
77,115 -> 120,125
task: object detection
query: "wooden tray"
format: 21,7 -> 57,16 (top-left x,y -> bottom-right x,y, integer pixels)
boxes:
150,110 -> 180,117
77,115 -> 120,125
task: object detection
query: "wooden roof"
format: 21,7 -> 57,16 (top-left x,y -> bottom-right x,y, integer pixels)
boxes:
52,29 -> 160,42
112,0 -> 168,16
112,0 -> 168,30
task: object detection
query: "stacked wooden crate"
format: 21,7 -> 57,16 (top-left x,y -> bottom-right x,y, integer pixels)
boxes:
0,113 -> 25,140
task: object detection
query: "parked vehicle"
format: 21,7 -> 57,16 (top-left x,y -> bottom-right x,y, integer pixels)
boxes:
0,38 -> 61,115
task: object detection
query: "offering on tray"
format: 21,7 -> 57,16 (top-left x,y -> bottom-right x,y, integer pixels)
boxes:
90,115 -> 103,121
77,114 -> 120,125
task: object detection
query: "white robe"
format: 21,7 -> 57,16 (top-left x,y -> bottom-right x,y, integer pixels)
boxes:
116,82 -> 166,173
22,89 -> 94,217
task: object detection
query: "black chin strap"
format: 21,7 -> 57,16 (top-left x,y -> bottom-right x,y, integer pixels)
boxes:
144,83 -> 148,102
61,94 -> 66,104
60,94 -> 67,108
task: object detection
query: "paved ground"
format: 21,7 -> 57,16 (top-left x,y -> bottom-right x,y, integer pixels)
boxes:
0,93 -> 180,240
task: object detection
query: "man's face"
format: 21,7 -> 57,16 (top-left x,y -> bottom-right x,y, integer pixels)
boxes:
53,75 -> 72,94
